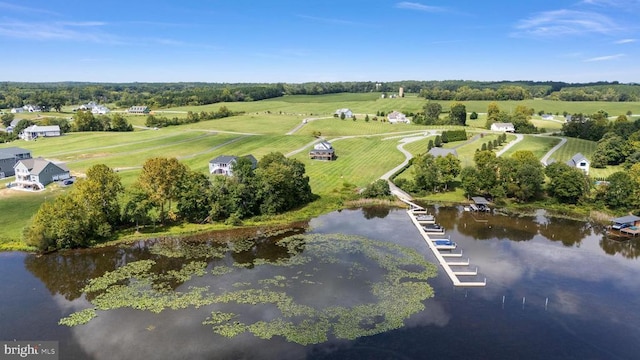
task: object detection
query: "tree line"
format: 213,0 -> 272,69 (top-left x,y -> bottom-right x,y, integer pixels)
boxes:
25,153 -> 314,251
395,147 -> 639,211
561,113 -> 640,169
2,81 -> 640,112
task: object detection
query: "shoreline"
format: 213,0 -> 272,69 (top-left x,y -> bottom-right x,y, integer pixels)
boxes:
1,195 -> 617,253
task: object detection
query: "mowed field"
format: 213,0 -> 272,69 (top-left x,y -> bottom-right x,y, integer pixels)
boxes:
1,93 -> 635,244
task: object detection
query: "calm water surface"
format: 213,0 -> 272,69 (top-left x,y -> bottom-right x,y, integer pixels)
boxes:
1,206 -> 640,360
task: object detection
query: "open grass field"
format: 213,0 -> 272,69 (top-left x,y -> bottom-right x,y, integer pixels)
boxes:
2,93 -> 638,247
500,135 -> 561,159
291,136 -> 406,194
549,137 -> 620,178
0,188 -> 64,249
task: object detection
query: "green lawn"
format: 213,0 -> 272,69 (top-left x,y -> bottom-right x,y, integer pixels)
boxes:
500,135 -> 561,159
0,189 -> 64,249
292,137 -> 405,195
549,137 -> 620,179
3,93 -> 639,248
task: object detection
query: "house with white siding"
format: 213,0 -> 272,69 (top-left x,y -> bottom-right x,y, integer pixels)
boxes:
20,125 -> 61,141
13,157 -> 70,190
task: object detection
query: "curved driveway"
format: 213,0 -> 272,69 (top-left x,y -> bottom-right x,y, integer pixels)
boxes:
495,133 -> 524,157
539,136 -> 567,165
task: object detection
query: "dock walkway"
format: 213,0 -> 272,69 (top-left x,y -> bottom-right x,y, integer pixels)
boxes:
401,200 -> 486,287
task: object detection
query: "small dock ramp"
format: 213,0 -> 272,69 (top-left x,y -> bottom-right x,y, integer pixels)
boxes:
407,209 -> 486,287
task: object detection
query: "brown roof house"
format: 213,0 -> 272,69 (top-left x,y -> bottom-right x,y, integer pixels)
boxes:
309,141 -> 336,161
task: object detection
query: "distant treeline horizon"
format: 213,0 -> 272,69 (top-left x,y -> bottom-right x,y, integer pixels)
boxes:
1,80 -> 639,110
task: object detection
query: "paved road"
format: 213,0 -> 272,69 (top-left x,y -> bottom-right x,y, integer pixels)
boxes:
539,136 -> 567,165
380,132 -> 436,200
495,133 -> 524,157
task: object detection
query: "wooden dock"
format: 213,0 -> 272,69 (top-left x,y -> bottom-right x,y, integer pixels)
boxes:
407,209 -> 486,287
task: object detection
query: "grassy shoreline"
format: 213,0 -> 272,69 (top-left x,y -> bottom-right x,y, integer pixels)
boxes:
1,192 -> 616,253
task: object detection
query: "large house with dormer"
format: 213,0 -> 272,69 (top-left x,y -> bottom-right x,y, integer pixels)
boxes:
13,157 -> 70,190
20,125 -> 61,141
491,122 -> 515,132
209,155 -> 258,176
309,141 -> 336,160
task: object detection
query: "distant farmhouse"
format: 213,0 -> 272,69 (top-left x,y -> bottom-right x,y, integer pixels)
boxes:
10,108 -> 24,114
335,109 -> 353,118
0,147 -> 31,178
13,157 -> 70,190
128,106 -> 150,114
78,101 -> 110,115
6,118 -> 21,133
428,147 -> 458,158
387,111 -> 409,124
490,122 -> 515,132
309,141 -> 336,161
20,125 -> 61,141
209,155 -> 258,176
23,105 -> 42,112
566,153 -> 590,175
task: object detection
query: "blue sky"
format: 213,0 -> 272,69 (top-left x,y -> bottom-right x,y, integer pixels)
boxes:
1,0 -> 639,83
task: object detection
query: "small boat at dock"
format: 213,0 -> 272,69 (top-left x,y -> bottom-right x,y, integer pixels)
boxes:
433,239 -> 457,250
423,223 -> 445,233
415,214 -> 436,223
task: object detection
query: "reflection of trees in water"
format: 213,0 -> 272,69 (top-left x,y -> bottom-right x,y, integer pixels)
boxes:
361,206 -> 391,220
434,206 -> 459,231
24,248 -> 124,301
25,225 -> 309,301
456,212 -> 537,241
600,237 -> 640,259
538,217 -> 591,247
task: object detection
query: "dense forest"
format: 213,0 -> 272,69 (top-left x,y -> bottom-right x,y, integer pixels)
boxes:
2,80 -> 640,110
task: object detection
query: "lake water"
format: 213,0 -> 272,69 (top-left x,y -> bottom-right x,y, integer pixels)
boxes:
1,206 -> 640,360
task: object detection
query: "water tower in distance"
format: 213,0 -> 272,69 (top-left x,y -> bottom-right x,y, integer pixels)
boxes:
399,86 -> 404,98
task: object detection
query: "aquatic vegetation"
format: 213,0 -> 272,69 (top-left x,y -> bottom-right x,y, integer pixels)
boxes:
149,240 -> 227,259
60,234 -> 437,345
58,308 -> 96,326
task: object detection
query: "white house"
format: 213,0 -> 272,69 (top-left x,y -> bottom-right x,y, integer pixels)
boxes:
10,108 -> 24,114
23,105 -> 42,112
13,157 -> 70,190
91,105 -> 110,115
566,153 -> 590,175
335,108 -> 353,118
387,111 -> 409,124
209,155 -> 258,176
20,125 -> 61,141
490,122 -> 515,132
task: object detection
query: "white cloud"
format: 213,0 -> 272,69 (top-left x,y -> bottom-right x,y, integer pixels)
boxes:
0,20 -> 119,43
0,1 -> 59,16
514,9 -> 620,38
395,2 -> 447,12
615,38 -> 636,44
584,53 -> 625,62
581,0 -> 640,8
